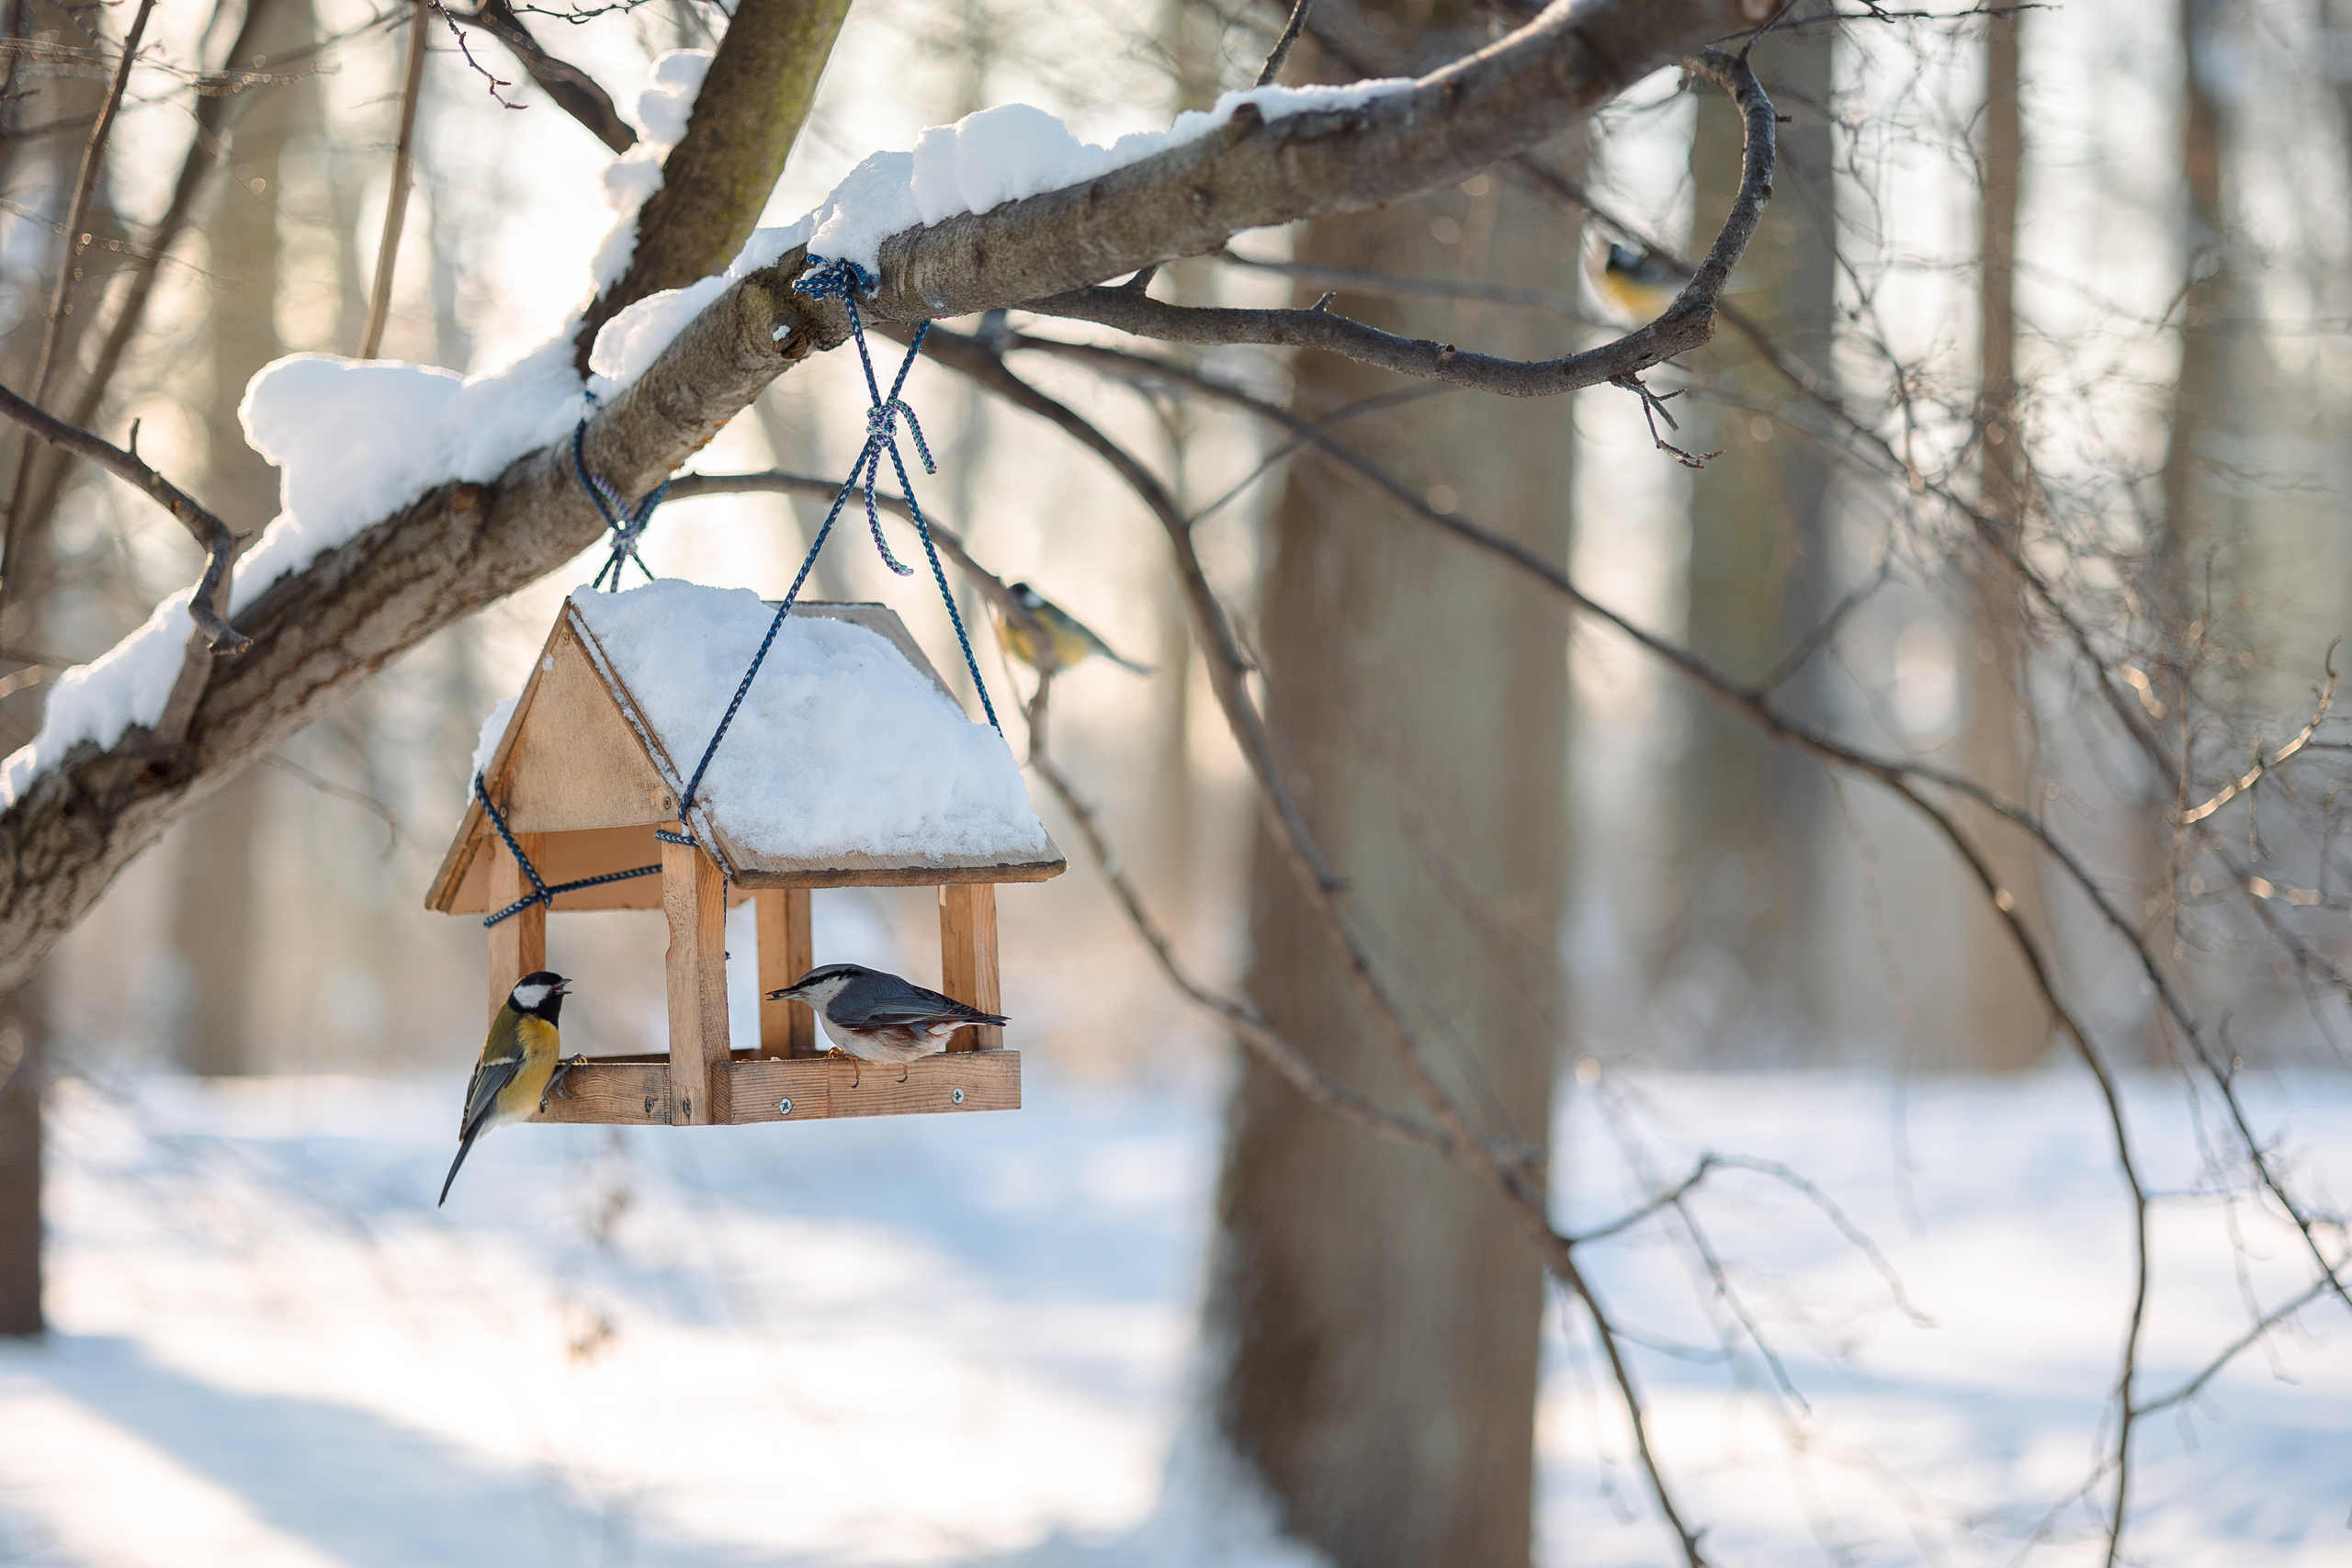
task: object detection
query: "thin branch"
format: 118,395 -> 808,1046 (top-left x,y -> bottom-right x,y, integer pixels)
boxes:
446,0 -> 634,152
2179,642 -> 2338,825
0,382 -> 246,653
1218,246 -> 1604,329
0,0 -> 155,622
260,752 -> 399,859
10,0 -> 296,558
361,0 -> 431,358
28,0 -> 153,401
1254,0 -> 1314,85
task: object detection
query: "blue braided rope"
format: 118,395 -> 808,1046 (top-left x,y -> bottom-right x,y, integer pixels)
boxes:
572,421 -> 673,592
475,771 -> 662,927
662,254 -> 1006,852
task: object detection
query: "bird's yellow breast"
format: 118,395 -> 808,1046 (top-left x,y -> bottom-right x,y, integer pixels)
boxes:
492,1015 -> 562,1121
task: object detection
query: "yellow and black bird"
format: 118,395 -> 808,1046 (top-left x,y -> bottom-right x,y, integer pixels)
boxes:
440,971 -> 574,1206
991,581 -> 1154,677
1594,243 -> 1682,323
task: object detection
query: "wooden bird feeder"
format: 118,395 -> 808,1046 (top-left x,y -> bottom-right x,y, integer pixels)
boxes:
424,591 -> 1064,1128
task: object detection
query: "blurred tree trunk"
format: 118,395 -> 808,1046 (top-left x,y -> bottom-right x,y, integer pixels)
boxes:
0,0 -> 144,1337
168,0 -> 318,1077
1207,48 -> 1573,1568
1661,32 -> 1836,1060
0,971 -> 39,1335
2140,0 -> 2250,1065
1956,7 -> 2052,1071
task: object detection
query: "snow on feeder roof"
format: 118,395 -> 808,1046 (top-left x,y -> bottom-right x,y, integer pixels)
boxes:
425,581 -> 1058,1129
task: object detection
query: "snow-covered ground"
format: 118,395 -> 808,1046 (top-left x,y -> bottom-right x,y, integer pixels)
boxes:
0,1065 -> 2344,1567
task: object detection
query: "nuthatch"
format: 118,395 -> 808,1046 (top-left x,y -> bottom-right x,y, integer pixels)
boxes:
765,963 -> 1007,1081
441,971 -> 581,1206
991,581 -> 1154,676
1595,243 -> 1682,322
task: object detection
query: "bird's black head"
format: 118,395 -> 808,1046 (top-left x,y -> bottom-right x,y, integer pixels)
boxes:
1009,581 -> 1044,609
766,962 -> 871,1001
1606,243 -> 1645,274
509,971 -> 570,1022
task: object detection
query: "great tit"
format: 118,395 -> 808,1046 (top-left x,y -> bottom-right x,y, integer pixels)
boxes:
1595,243 -> 1682,323
440,971 -> 573,1206
764,963 -> 1008,1082
990,581 -> 1154,676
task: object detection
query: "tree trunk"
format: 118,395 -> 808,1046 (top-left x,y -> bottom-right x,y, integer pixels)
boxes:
0,970 -> 40,1336
165,0 -> 318,1076
1663,31 -> 1837,1061
1207,105 -> 1574,1568
1956,6 -> 2053,1071
2138,0 -> 2247,1065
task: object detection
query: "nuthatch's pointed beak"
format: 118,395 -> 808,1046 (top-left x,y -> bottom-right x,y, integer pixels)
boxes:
764,984 -> 802,1001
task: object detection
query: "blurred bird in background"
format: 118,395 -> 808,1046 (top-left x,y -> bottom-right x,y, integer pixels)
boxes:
1593,243 -> 1683,322
767,963 -> 1008,1082
440,971 -> 575,1206
991,581 -> 1154,676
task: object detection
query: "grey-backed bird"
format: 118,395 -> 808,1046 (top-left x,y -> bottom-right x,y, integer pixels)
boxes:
765,963 -> 1008,1080
1595,243 -> 1682,322
991,581 -> 1154,676
441,971 -> 575,1206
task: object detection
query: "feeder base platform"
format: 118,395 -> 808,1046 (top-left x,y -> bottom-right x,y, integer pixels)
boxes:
526,1049 -> 1021,1126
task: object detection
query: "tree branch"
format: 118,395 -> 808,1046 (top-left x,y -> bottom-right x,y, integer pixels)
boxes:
0,383 -> 247,655
856,2 -> 1773,323
572,0 -> 853,367
449,0 -> 635,152
1254,0 -> 1315,85
0,0 -> 155,623
360,0 -> 431,358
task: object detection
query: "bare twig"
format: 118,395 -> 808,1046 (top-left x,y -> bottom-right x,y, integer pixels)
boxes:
0,0 -> 155,623
0,381 -> 247,653
9,0 -> 298,559
2179,642 -> 2338,824
261,752 -> 400,859
1254,0 -> 1315,85
361,0 -> 431,358
446,0 -> 634,151
1218,246 -> 1604,329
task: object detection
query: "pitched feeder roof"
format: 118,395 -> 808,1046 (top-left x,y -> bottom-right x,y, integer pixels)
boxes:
427,581 -> 1064,915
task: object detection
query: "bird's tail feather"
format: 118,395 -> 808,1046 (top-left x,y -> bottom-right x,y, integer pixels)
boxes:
438,1128 -> 482,1207
1107,651 -> 1155,676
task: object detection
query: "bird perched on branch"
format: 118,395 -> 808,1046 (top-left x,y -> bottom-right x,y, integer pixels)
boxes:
991,581 -> 1154,676
440,971 -> 577,1206
1594,243 -> 1682,323
766,963 -> 1007,1081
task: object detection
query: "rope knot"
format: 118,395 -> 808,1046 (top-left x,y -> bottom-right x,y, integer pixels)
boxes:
573,423 -> 673,591
865,398 -> 935,475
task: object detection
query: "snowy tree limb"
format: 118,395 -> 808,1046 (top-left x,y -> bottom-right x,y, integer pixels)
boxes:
0,0 -> 1767,995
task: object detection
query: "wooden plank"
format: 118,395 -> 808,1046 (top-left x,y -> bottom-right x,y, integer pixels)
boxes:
440,824 -> 755,915
528,1060 -> 672,1124
729,1050 -> 1020,1122
755,889 -> 814,1058
938,883 -> 1002,1053
503,619 -> 677,834
485,831 -> 546,1024
725,856 -> 1066,889
526,1051 -> 1020,1124
662,834 -> 731,1125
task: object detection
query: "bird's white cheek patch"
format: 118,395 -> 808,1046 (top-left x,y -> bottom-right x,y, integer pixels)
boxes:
513,984 -> 552,1010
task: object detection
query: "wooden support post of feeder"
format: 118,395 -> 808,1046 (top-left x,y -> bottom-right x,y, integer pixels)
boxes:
663,830 -> 729,1125
487,830 -> 546,1023
938,884 -> 1001,1052
756,889 -> 814,1058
